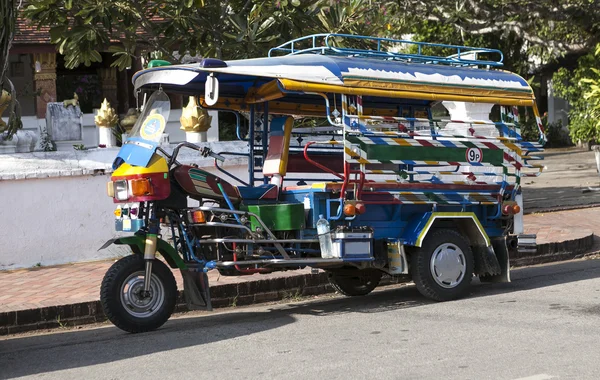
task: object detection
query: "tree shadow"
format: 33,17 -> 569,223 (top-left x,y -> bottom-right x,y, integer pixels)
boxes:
1,259 -> 600,379
523,185 -> 600,212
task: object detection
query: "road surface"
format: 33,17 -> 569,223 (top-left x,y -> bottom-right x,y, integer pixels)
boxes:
2,258 -> 600,380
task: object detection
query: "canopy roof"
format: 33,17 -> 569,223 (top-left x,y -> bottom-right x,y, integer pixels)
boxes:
133,48 -> 535,111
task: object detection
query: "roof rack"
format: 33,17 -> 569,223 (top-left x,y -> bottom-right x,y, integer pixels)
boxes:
268,33 -> 504,68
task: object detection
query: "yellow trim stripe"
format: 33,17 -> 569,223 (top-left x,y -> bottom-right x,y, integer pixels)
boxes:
343,79 -> 533,98
415,212 -> 490,247
279,79 -> 535,107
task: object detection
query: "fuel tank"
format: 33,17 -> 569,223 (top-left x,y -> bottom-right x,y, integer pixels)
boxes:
172,166 -> 240,202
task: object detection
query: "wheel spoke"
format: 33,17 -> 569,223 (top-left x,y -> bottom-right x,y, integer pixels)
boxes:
119,271 -> 165,318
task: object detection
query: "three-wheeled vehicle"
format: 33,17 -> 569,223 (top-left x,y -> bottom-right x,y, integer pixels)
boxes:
100,34 -> 545,333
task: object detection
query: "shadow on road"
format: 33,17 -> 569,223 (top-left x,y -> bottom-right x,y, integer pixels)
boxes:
1,259 -> 600,379
523,185 -> 600,212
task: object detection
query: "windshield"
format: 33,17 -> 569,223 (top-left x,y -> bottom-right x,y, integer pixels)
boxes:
113,91 -> 171,169
128,91 -> 171,141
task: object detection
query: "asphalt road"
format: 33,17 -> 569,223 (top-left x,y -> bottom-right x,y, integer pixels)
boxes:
3,259 -> 600,380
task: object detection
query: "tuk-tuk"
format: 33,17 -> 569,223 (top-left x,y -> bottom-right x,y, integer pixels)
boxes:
100,34 -> 545,333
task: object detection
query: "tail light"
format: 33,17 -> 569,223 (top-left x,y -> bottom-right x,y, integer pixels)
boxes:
355,202 -> 366,214
502,202 -> 521,215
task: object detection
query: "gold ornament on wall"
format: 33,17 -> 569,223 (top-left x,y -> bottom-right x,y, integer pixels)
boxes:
94,98 -> 119,129
120,108 -> 140,132
180,96 -> 212,133
0,90 -> 11,133
63,93 -> 79,108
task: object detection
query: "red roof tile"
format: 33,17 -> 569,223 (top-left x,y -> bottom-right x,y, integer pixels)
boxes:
14,16 -> 51,45
14,3 -> 164,46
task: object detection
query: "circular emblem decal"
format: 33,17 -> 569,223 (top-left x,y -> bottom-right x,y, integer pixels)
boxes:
139,114 -> 166,141
466,147 -> 483,163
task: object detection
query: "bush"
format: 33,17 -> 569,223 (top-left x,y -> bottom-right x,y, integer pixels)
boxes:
552,45 -> 600,145
519,113 -> 572,147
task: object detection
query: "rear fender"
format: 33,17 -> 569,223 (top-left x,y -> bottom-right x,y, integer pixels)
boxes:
402,212 -> 509,280
99,235 -> 187,270
402,212 -> 490,248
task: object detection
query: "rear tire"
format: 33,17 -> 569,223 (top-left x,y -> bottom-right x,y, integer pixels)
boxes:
328,269 -> 382,296
411,229 -> 473,301
100,255 -> 177,333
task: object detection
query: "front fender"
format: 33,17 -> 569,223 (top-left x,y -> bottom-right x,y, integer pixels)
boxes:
99,235 -> 187,269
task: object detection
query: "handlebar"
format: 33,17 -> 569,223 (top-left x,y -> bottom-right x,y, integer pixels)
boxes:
167,142 -> 202,167
165,142 -> 228,168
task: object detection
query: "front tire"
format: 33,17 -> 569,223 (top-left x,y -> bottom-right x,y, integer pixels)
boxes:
100,255 -> 177,333
328,269 -> 382,296
411,229 -> 474,301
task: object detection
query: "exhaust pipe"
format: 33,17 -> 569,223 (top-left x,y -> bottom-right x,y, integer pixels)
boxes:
516,234 -> 537,253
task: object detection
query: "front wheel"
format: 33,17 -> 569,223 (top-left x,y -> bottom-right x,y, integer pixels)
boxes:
100,255 -> 177,333
411,229 -> 474,302
328,269 -> 382,296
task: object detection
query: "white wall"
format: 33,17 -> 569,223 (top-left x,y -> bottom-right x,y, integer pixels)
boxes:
0,142 -> 246,270
0,175 -> 131,269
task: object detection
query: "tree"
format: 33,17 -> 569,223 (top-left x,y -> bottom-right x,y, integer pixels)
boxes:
400,0 -> 600,61
1,0 -> 22,139
24,0 -> 322,69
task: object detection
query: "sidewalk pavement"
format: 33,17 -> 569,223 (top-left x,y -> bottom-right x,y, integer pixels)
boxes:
1,206 -> 598,335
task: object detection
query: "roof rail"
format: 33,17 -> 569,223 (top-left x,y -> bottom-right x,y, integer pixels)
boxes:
268,34 -> 503,68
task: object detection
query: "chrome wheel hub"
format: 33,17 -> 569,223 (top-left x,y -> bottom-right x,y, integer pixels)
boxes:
430,243 -> 466,289
120,271 -> 165,318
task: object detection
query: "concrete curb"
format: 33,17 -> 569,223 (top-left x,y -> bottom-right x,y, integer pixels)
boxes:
0,233 -> 595,335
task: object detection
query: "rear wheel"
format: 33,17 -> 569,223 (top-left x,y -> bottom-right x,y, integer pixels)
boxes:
411,229 -> 474,301
100,255 -> 177,333
328,269 -> 382,296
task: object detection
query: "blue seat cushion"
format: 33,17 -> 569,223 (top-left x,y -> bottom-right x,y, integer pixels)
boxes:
236,184 -> 279,200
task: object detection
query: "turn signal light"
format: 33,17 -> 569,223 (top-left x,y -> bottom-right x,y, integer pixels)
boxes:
512,204 -> 521,214
192,210 -> 206,223
131,178 -> 153,196
343,203 -> 357,216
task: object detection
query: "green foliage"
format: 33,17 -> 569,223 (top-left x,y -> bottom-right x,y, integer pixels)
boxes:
520,115 -> 571,148
24,0 -> 324,69
402,0 -> 600,63
24,0 -> 412,69
552,46 -> 600,143
410,21 -> 530,77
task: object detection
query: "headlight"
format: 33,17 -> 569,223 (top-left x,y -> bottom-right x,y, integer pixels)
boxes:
114,180 -> 128,200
